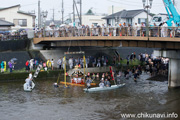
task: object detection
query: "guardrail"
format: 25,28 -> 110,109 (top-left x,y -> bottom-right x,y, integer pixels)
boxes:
34,26 -> 180,38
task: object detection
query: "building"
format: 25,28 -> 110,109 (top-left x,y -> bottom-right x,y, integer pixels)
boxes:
74,9 -> 106,27
102,9 -> 152,26
45,20 -> 62,27
0,19 -> 14,31
0,4 -> 36,29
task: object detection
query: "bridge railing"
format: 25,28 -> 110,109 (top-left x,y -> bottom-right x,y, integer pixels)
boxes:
0,34 -> 28,41
34,26 -> 180,38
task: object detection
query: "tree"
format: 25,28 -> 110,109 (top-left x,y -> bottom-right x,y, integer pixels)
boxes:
86,9 -> 94,15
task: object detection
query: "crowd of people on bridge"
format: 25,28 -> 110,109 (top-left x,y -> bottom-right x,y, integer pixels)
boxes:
0,30 -> 27,41
35,21 -> 180,38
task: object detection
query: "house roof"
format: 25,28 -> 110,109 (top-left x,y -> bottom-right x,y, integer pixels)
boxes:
45,20 -> 62,26
0,4 -> 36,17
0,19 -> 14,26
18,11 -> 36,17
102,9 -> 151,19
0,4 -> 20,11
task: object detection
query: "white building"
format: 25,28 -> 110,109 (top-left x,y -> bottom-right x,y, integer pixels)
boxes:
0,4 -> 36,29
74,15 -> 106,27
81,15 -> 106,26
73,9 -> 106,27
102,9 -> 152,26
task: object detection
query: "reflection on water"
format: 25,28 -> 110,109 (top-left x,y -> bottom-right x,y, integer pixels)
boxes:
0,73 -> 180,120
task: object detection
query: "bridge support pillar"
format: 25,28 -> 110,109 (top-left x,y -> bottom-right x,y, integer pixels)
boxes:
154,50 -> 180,88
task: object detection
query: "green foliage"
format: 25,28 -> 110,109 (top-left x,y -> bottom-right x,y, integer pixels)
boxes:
0,70 -> 63,82
116,59 -> 145,71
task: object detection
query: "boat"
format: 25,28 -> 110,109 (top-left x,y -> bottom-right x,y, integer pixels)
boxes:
64,65 -> 97,86
23,65 -> 42,92
60,81 -> 96,87
23,81 -> 35,92
83,83 -> 125,92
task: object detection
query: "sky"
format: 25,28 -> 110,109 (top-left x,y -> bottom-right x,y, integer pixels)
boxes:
0,0 -> 180,21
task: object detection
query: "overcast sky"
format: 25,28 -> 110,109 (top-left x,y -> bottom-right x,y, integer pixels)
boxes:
1,0 -> 180,21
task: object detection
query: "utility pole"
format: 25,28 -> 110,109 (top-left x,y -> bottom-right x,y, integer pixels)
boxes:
73,0 -> 75,26
80,0 -> 82,25
112,5 -> 114,26
51,8 -> 55,22
112,5 -> 114,14
62,0 -> 64,24
74,1 -> 80,24
38,0 -> 41,28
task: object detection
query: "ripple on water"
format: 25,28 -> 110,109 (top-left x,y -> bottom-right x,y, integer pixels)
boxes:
0,75 -> 180,120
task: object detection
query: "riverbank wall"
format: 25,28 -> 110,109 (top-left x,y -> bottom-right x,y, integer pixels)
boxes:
0,70 -> 62,82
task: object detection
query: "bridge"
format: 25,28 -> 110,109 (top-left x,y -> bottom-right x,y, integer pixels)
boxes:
34,36 -> 180,49
33,26 -> 180,88
33,26 -> 180,49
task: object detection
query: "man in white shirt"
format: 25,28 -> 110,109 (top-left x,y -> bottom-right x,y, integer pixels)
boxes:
28,72 -> 33,86
57,58 -> 62,69
161,22 -> 168,37
134,23 -> 139,36
99,79 -> 105,88
102,24 -> 105,36
69,58 -> 73,69
25,77 -> 31,87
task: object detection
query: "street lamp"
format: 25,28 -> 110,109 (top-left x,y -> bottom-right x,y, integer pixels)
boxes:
42,10 -> 48,37
142,0 -> 153,38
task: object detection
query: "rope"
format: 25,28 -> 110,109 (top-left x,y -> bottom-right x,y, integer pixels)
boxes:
67,40 -> 72,52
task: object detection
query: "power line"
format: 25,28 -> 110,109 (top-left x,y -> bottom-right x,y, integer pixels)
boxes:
108,0 -> 163,5
21,3 -> 38,7
107,0 -> 162,6
107,0 -> 143,7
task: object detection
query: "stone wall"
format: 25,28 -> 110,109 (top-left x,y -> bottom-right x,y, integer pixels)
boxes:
0,39 -> 29,52
0,51 -> 31,70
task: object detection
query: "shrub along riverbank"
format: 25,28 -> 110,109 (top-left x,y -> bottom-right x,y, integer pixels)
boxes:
0,70 -> 63,82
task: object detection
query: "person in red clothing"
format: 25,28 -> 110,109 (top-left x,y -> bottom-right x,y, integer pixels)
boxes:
25,60 -> 29,72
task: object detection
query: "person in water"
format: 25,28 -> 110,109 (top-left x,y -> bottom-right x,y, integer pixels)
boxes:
28,72 -> 33,86
104,79 -> 111,87
116,72 -> 121,85
99,79 -> 105,88
86,77 -> 92,89
25,76 -> 32,87
92,73 -> 96,80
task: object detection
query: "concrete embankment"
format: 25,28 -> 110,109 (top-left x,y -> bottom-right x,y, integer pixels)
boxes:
0,51 -> 31,70
40,47 -> 116,68
0,66 -> 112,82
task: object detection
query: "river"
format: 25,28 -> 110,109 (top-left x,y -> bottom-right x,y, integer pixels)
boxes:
0,73 -> 180,120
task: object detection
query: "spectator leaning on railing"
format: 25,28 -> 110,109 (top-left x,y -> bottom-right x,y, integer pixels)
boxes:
34,22 -> 180,38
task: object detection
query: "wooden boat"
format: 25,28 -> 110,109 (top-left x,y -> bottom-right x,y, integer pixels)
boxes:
64,65 -> 96,86
23,81 -> 35,92
60,81 -> 96,87
83,83 -> 125,92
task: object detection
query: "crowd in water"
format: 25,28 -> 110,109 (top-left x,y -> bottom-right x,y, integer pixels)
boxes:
124,52 -> 169,82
